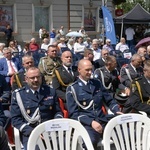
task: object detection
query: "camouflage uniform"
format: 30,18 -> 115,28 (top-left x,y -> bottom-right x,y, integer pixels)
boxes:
38,56 -> 62,85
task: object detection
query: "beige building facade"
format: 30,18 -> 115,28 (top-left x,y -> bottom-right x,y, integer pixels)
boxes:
0,0 -> 115,43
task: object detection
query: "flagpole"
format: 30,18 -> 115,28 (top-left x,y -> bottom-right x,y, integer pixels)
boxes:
101,0 -> 105,42
102,0 -> 107,6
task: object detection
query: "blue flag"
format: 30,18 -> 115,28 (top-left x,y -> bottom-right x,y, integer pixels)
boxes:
101,6 -> 116,45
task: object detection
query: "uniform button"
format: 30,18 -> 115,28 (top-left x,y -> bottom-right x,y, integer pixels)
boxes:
83,102 -> 86,106
27,109 -> 30,114
49,106 -> 53,110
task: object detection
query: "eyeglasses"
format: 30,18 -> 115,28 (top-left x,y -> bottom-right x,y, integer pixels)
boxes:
51,50 -> 57,53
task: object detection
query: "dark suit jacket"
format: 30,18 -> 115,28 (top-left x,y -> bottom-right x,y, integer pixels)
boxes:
0,57 -> 21,83
52,65 -> 78,101
0,74 -> 11,103
0,102 -> 7,127
120,63 -> 143,88
95,58 -> 105,69
129,76 -> 150,115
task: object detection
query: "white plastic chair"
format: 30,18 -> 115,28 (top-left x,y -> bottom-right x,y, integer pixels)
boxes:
27,118 -> 94,150
13,127 -> 24,150
103,113 -> 150,150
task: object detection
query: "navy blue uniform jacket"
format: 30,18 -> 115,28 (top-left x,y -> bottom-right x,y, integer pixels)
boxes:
11,84 -> 63,136
66,78 -> 119,126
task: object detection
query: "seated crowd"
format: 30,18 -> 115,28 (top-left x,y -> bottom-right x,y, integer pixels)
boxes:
0,34 -> 149,150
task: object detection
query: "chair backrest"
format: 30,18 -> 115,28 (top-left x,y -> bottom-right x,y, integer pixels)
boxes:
103,113 -> 150,150
117,58 -> 130,71
27,118 -> 94,150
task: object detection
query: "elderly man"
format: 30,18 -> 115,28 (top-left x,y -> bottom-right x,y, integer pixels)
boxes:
137,46 -> 148,64
38,45 -> 62,85
0,47 -> 21,85
52,50 -> 78,102
102,39 -> 114,52
91,39 -> 101,61
129,60 -> 150,116
94,55 -> 130,97
120,54 -> 143,89
115,37 -> 129,53
95,49 -> 109,69
120,54 -> 143,113
66,59 -> 122,148
29,38 -> 39,51
11,67 -> 63,150
12,55 -> 35,90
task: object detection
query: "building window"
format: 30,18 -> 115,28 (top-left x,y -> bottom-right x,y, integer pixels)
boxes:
0,5 -> 13,31
34,7 -> 49,31
84,8 -> 96,31
82,6 -> 100,32
32,5 -> 52,33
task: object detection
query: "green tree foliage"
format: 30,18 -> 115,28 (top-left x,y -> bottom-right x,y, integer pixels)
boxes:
117,0 -> 149,13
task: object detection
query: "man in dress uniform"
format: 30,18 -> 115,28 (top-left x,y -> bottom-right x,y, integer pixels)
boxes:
52,50 -> 78,102
12,55 -> 35,91
38,45 -> 62,85
11,67 -> 63,150
129,60 -> 150,116
120,54 -> 143,89
66,59 -> 122,148
94,55 -> 130,97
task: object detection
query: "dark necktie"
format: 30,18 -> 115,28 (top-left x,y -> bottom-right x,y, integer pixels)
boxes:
87,81 -> 91,90
34,91 -> 39,99
68,67 -> 73,76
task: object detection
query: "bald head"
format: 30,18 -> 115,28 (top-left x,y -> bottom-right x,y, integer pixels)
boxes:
78,59 -> 92,81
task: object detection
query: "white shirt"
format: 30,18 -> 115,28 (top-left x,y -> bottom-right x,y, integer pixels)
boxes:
74,42 -> 86,54
58,43 -> 67,49
125,27 -> 135,40
115,43 -> 129,52
6,59 -> 18,75
59,29 -> 65,36
130,63 -> 137,72
41,43 -> 49,51
91,48 -> 101,61
63,65 -> 73,76
39,29 -> 43,39
79,77 -> 88,85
